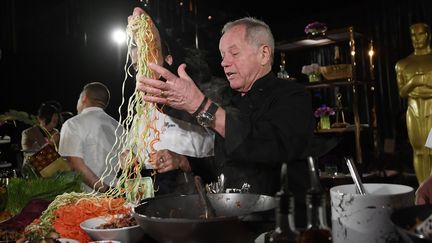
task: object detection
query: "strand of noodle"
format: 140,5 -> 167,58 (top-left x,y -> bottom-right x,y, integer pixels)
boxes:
104,12 -> 162,202
23,13 -> 163,240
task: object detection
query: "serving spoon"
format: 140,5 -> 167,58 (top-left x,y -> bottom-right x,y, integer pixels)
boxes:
345,157 -> 367,195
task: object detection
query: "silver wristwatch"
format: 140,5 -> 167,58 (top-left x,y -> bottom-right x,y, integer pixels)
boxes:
196,101 -> 218,127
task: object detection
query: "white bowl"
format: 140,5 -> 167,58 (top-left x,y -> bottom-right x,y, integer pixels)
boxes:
80,215 -> 145,243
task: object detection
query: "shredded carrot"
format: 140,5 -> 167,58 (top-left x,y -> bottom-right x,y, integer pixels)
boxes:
51,197 -> 129,243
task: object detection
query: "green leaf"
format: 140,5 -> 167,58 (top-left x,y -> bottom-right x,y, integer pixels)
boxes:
5,171 -> 83,215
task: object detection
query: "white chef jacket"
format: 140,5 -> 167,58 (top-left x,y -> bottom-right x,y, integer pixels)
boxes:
129,109 -> 214,169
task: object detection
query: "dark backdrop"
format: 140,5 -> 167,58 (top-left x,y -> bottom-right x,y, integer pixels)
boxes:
1,0 -> 432,170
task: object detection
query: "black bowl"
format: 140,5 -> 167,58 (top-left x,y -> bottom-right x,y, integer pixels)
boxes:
391,204 -> 432,243
132,193 -> 275,243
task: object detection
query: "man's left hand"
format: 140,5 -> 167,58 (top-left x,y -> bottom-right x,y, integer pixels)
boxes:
136,63 -> 205,115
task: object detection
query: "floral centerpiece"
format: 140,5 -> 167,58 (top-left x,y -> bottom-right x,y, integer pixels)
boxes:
302,63 -> 321,82
304,21 -> 328,36
314,105 -> 335,129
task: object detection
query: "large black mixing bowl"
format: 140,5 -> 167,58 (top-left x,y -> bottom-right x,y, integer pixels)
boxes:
133,193 -> 275,243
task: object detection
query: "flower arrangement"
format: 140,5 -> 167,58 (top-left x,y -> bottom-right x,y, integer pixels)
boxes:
302,63 -> 321,75
314,105 -> 335,118
304,21 -> 328,36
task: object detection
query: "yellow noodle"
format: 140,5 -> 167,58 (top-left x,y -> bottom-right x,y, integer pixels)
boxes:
101,11 -> 162,203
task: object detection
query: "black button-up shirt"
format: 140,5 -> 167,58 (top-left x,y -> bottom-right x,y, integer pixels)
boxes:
215,72 -> 315,196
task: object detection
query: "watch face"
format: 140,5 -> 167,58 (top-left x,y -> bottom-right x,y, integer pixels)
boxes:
197,112 -> 214,127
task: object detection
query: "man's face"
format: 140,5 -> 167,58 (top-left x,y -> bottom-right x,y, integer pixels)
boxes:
130,30 -> 164,78
410,24 -> 430,50
219,25 -> 263,93
130,46 -> 173,79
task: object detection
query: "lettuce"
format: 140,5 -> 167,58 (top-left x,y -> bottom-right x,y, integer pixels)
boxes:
5,171 -> 83,215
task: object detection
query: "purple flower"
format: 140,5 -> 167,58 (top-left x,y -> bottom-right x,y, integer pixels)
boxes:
304,21 -> 328,35
314,105 -> 335,117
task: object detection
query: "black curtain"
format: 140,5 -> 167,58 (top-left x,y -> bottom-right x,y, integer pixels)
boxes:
369,0 -> 432,170
373,0 -> 432,139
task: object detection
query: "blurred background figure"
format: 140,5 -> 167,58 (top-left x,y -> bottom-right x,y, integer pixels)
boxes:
396,23 -> 432,184
21,100 -> 62,157
59,82 -> 122,192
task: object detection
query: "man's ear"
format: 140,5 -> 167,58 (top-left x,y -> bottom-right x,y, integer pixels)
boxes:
80,93 -> 89,106
165,54 -> 173,65
260,45 -> 271,65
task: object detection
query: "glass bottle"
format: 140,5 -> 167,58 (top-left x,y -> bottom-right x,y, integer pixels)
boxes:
264,163 -> 299,243
298,157 -> 332,243
277,52 -> 290,79
278,65 -> 290,79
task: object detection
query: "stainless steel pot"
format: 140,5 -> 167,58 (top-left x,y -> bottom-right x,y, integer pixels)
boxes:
133,193 -> 275,243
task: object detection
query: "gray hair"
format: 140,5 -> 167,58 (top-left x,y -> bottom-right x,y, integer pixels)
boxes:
221,17 -> 275,61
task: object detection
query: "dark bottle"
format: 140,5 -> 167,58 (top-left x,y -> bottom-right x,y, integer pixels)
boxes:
298,157 -> 332,243
264,163 -> 299,243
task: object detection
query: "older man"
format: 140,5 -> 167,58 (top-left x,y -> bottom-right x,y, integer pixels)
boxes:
135,10 -> 315,225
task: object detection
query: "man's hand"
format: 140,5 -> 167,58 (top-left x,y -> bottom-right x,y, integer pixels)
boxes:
136,63 -> 205,115
416,175 -> 432,205
148,149 -> 191,173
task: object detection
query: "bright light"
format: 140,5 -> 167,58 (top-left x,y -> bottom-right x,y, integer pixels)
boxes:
368,50 -> 374,57
111,28 -> 126,45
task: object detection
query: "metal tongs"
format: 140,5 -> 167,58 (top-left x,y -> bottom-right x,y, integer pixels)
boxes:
345,157 -> 367,195
206,173 -> 225,193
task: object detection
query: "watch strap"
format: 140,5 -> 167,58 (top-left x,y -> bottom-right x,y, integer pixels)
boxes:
206,101 -> 219,116
191,96 -> 208,117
